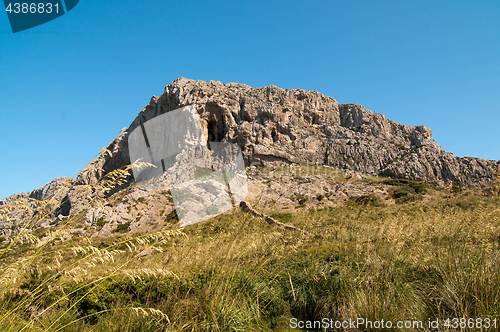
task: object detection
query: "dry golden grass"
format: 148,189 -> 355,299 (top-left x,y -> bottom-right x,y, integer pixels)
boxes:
0,139 -> 499,331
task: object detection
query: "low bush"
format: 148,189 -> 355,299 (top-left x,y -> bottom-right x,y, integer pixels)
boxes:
383,178 -> 428,194
113,221 -> 131,233
350,194 -> 384,206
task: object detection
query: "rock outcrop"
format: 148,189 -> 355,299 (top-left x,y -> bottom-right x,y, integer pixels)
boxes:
78,77 -> 498,193
3,78 -> 498,237
0,177 -> 74,236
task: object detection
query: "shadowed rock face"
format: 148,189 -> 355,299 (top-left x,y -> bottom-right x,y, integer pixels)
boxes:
28,177 -> 74,202
78,77 -> 499,188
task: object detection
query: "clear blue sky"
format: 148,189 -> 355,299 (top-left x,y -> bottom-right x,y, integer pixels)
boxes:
1,0 -> 499,199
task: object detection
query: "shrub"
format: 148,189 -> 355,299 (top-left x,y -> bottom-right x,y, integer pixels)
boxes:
164,209 -> 179,223
96,217 -> 107,227
350,195 -> 383,206
489,166 -> 500,196
390,186 -> 424,204
290,193 -> 309,205
383,178 -> 427,194
113,221 -> 131,233
383,179 -> 427,204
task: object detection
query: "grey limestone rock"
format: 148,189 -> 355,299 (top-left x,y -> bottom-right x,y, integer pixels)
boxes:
28,177 -> 74,202
73,77 -> 498,197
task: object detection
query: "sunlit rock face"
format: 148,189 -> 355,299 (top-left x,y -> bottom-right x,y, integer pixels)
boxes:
8,78 -> 497,233
128,105 -> 248,226
80,78 -> 498,191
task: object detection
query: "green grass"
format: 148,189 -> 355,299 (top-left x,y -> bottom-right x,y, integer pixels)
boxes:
1,152 -> 499,331
1,186 -> 499,331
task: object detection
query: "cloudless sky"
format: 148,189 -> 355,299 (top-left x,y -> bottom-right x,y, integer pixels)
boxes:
1,0 -> 499,199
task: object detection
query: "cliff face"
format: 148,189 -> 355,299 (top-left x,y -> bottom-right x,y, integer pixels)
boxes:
1,78 -> 499,236
83,77 -> 497,189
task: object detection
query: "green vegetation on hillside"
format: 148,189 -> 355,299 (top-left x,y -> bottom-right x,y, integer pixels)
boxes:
1,182 -> 499,331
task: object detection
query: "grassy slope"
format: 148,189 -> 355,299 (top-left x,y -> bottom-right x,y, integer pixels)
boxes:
0,182 -> 499,331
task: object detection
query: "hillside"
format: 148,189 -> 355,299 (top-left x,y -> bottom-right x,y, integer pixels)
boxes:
0,78 -> 499,331
2,78 -> 498,237
0,173 -> 499,331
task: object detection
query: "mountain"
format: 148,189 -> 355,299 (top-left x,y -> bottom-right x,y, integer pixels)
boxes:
81,77 -> 498,188
1,78 -> 498,237
1,79 -> 499,330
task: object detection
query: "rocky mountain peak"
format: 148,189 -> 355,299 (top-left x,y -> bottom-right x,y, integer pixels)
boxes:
1,78 -> 499,237
80,77 -> 497,190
